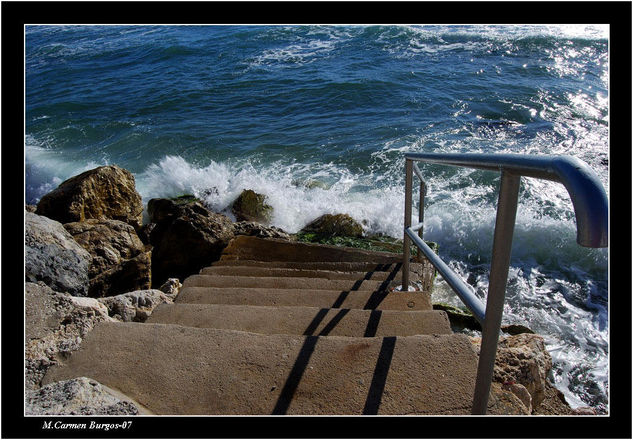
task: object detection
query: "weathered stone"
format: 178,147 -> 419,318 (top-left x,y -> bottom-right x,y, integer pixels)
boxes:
231,189 -> 273,223
159,278 -> 182,299
35,165 -> 143,229
25,377 -> 140,415
25,282 -> 114,389
470,333 -> 554,409
233,221 -> 292,240
300,213 -> 364,239
64,219 -> 151,297
25,204 -> 37,213
488,382 -> 531,415
532,384 -> 574,415
147,198 -> 235,286
137,222 -> 156,245
503,382 -> 532,413
100,289 -> 174,322
25,212 -> 91,296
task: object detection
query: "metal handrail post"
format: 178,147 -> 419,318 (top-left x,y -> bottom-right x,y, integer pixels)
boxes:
402,159 -> 413,290
471,171 -> 521,414
418,180 -> 426,239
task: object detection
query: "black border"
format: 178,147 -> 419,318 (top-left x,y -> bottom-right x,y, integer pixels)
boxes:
5,1 -> 631,438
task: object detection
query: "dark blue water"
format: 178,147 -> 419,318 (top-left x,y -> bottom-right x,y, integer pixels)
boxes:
25,25 -> 609,412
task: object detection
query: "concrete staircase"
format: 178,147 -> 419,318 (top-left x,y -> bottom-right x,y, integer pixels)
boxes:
42,235 -> 489,415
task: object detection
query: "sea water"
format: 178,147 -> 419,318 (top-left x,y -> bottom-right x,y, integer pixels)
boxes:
25,24 -> 609,412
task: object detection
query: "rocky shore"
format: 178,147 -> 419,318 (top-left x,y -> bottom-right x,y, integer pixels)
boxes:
24,164 -> 589,415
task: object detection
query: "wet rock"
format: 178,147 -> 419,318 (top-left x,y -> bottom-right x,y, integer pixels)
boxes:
231,189 -> 273,223
64,219 -> 152,297
100,289 -> 173,322
25,377 -> 139,415
25,212 -> 91,296
35,165 -> 143,229
233,221 -> 292,240
432,303 -> 481,331
501,324 -> 535,335
25,282 -> 114,389
300,213 -> 364,239
147,198 -> 235,286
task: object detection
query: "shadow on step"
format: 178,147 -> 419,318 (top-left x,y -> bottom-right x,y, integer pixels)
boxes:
273,305 -> 395,415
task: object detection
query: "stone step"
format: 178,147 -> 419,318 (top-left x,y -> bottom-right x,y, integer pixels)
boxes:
176,287 -> 433,311
200,265 -> 403,282
211,259 -> 406,272
146,303 -> 452,336
182,274 -> 391,291
43,322 -> 482,415
220,235 -> 404,263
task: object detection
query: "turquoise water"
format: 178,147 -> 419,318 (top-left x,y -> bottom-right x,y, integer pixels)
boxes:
25,25 -> 609,412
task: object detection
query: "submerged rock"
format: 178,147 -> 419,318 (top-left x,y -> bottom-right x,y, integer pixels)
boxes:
300,213 -> 364,239
25,377 -> 140,415
64,219 -> 152,297
231,189 -> 273,223
147,197 -> 235,286
25,211 -> 91,296
35,165 -> 143,229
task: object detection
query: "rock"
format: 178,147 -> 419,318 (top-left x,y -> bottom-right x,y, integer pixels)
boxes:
147,198 -> 235,286
471,333 -> 553,409
159,278 -> 182,299
502,382 -> 532,413
571,406 -> 597,415
532,383 -> 574,415
487,382 -> 531,415
432,303 -> 481,331
26,204 -> 37,212
501,324 -> 535,335
233,221 -> 292,240
35,165 -> 143,229
231,189 -> 273,223
25,282 -> 115,389
100,289 -> 174,322
300,213 -> 364,239
64,219 -> 152,297
25,212 -> 91,296
25,377 -> 139,415
137,222 -> 156,245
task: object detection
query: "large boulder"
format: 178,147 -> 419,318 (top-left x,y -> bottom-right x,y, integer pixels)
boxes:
146,198 -> 235,287
231,189 -> 273,223
300,213 -> 364,239
35,165 -> 143,229
25,282 -> 114,389
25,211 -> 91,296
64,219 -> 151,297
25,377 -> 140,415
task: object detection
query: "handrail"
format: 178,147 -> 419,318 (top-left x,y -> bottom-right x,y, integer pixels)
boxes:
401,153 -> 608,415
